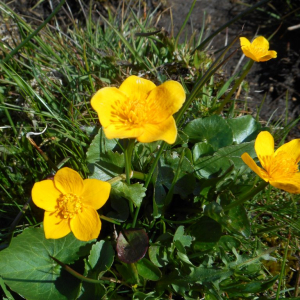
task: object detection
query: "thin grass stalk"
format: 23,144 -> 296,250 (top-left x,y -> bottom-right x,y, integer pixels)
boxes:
275,232 -> 290,300
216,59 -> 254,114
176,36 -> 240,125
174,0 -> 197,50
2,0 -> 66,63
192,0 -> 272,54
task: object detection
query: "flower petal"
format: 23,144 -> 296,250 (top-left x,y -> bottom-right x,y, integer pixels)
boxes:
137,116 -> 177,144
241,153 -> 269,181
252,36 -> 269,50
32,179 -> 60,211
259,50 -> 277,62
270,173 -> 300,194
44,211 -> 71,239
146,80 -> 186,122
240,37 -> 251,48
54,167 -> 84,195
81,179 -> 111,210
91,87 -> 128,128
255,131 -> 274,169
274,139 -> 300,163
119,75 -> 156,99
104,123 -> 144,139
70,207 -> 101,241
241,47 -> 259,61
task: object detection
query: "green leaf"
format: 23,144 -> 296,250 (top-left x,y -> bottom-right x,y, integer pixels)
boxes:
221,275 -> 278,294
195,142 -> 255,178
148,245 -> 169,268
204,202 -> 251,238
226,115 -> 261,144
173,226 -> 193,248
78,241 -> 114,300
116,263 -> 139,285
86,128 -> 118,161
88,150 -> 125,181
184,116 -> 233,149
136,258 -> 162,281
106,195 -> 129,222
227,205 -> 251,239
192,142 -> 214,161
87,240 -> 114,277
112,181 -> 146,207
0,227 -> 93,300
189,266 -> 233,284
189,216 -> 222,251
86,128 -> 124,181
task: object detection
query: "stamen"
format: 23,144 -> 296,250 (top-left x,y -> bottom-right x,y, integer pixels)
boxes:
56,193 -> 83,219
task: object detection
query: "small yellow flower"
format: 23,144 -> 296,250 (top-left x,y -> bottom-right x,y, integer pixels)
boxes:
240,36 -> 277,62
32,167 -> 111,241
241,131 -> 300,193
91,75 -> 186,144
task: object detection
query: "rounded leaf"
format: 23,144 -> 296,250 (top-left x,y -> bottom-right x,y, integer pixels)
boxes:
116,229 -> 149,264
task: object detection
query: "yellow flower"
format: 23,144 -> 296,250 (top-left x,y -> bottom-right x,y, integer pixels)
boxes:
91,75 -> 186,144
240,36 -> 277,62
241,131 -> 300,193
32,167 -> 111,241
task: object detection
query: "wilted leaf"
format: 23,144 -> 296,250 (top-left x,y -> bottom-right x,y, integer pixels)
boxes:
116,229 -> 149,264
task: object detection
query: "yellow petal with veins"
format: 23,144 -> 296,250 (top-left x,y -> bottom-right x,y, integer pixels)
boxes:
70,206 -> 101,241
81,179 -> 111,210
255,131 -> 274,170
54,167 -> 84,195
44,211 -> 71,239
138,116 -> 177,144
32,179 -> 60,211
119,75 -> 156,99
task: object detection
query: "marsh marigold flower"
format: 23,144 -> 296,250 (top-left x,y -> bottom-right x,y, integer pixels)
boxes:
241,131 -> 300,193
91,75 -> 186,144
32,167 -> 111,241
240,36 -> 277,62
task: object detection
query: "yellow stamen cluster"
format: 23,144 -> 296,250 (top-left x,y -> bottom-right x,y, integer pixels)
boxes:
267,154 -> 299,180
111,97 -> 150,127
56,193 -> 83,219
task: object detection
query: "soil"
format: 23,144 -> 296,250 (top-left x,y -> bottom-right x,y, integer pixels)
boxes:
3,0 -> 300,137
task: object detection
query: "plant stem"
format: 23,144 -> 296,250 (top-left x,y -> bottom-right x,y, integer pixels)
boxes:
275,231 -> 290,300
124,139 -> 135,215
132,142 -> 167,228
216,59 -> 254,114
224,181 -> 268,212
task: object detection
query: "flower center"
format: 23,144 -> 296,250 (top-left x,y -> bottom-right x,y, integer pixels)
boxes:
250,45 -> 267,58
265,153 -> 299,180
56,193 -> 83,219
111,96 -> 152,128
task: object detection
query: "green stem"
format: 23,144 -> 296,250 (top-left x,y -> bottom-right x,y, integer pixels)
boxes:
100,215 -> 121,225
2,0 -> 66,63
275,231 -> 290,300
224,181 -> 268,212
216,59 -> 254,114
132,142 -> 167,228
124,139 -> 135,215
